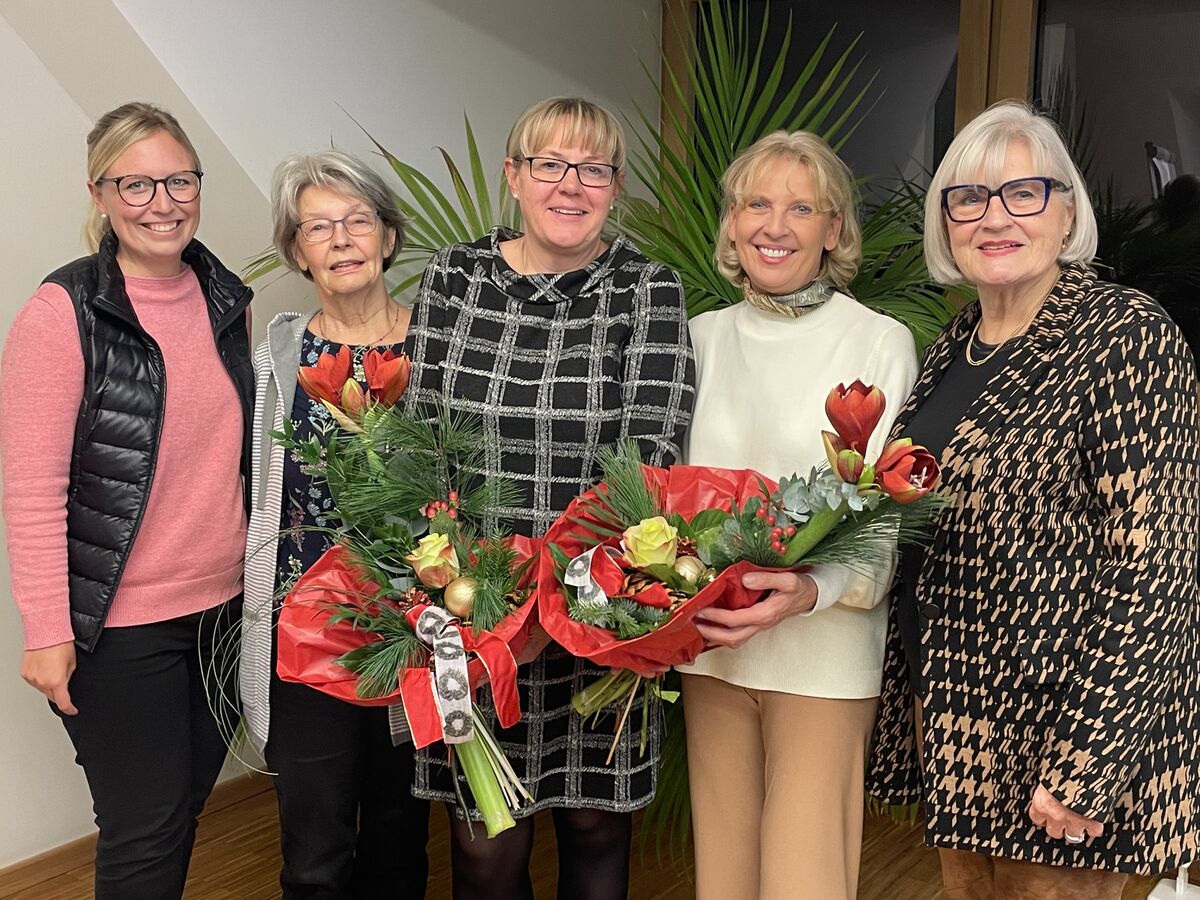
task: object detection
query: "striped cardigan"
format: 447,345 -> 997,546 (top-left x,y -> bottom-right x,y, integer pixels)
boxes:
239,311 -> 309,753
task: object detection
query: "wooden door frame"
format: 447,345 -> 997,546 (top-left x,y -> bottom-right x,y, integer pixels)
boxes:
955,0 -> 1040,129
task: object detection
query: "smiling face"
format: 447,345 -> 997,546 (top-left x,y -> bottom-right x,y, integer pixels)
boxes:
291,184 -> 396,306
728,157 -> 842,296
946,140 -> 1073,297
504,122 -> 621,271
88,130 -> 200,277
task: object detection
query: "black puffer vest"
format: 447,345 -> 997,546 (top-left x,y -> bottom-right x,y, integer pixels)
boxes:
43,232 -> 254,651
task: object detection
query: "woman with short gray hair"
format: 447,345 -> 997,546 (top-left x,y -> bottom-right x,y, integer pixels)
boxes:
240,148 -> 429,899
868,100 -> 1200,898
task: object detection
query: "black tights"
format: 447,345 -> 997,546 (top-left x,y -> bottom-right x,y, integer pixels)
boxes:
447,804 -> 632,900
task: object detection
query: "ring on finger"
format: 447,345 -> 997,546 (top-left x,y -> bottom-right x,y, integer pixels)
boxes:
1064,832 -> 1085,844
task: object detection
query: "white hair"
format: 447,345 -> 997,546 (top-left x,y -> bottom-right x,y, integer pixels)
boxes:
924,100 -> 1098,285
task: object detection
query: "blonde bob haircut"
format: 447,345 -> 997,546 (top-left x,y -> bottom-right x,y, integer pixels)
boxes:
270,149 -> 406,280
715,131 -> 862,291
924,100 -> 1098,285
506,97 -> 627,172
84,102 -> 201,252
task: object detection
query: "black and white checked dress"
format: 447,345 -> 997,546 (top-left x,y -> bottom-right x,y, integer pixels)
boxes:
407,228 -> 695,815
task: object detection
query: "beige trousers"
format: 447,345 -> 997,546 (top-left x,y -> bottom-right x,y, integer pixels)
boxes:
914,702 -> 1129,900
682,673 -> 879,900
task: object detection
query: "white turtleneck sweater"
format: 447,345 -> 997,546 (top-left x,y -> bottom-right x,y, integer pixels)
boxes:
680,291 -> 918,698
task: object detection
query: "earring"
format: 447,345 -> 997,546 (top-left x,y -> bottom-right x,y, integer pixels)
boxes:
512,193 -> 518,200
100,213 -> 108,220
1061,231 -> 1071,249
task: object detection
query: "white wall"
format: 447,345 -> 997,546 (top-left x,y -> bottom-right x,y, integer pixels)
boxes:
0,0 -> 659,869
114,0 -> 663,205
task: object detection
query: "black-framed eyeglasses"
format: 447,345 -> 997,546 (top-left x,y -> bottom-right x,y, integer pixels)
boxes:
296,211 -> 379,243
94,171 -> 203,206
517,156 -> 617,188
941,176 -> 1070,223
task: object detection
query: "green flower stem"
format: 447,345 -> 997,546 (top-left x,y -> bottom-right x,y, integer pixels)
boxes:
454,734 -> 515,839
572,669 -> 643,718
780,500 -> 849,567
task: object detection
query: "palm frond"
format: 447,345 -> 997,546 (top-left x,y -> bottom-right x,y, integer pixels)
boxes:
638,686 -> 694,871
619,0 -> 955,346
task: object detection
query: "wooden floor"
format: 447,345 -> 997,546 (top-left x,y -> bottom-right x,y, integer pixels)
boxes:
0,775 -> 1183,899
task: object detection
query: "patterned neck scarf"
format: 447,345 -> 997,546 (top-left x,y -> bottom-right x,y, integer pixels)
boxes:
741,278 -> 835,318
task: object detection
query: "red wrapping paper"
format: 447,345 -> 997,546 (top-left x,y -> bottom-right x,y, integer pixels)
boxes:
276,537 -> 539,708
537,464 -> 794,677
398,603 -> 521,748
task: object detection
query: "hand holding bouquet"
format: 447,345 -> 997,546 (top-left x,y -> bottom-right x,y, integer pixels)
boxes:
539,381 -> 947,758
273,347 -> 536,837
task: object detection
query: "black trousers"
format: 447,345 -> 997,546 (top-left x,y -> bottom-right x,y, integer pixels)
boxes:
266,673 -> 431,900
57,600 -> 240,900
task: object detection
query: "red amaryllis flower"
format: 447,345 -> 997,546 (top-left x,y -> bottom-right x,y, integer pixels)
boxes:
364,348 -> 411,406
875,438 -> 940,504
825,381 -> 886,454
297,345 -> 354,407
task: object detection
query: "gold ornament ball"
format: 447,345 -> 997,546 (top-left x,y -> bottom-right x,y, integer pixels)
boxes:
673,555 -> 707,584
443,576 -> 477,618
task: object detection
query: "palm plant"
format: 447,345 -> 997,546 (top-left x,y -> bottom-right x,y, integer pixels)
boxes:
620,1 -> 955,348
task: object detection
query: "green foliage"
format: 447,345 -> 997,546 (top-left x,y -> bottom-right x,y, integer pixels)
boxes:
360,113 -> 521,295
458,535 -> 524,633
619,0 -> 955,348
569,594 -> 670,640
329,599 -> 425,699
621,3 -> 875,316
588,440 -> 665,528
638,682 -> 694,870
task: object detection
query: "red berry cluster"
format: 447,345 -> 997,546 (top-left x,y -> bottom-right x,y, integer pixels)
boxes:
422,490 -> 460,520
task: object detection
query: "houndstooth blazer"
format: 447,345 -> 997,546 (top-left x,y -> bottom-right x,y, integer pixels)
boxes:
866,263 -> 1200,874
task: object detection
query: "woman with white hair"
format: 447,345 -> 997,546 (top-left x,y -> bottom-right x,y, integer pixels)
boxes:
868,100 -> 1200,897
240,149 -> 429,899
681,130 -> 918,900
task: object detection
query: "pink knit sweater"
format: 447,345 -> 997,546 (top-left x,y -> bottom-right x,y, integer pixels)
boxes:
0,268 -> 248,650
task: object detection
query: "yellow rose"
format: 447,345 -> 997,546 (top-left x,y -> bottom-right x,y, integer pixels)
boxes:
622,516 -> 678,568
404,532 -> 459,589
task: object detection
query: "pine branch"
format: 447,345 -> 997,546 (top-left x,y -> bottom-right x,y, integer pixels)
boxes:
593,440 -> 664,527
460,535 -> 521,633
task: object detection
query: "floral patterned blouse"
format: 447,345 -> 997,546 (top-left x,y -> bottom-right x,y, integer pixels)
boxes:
272,330 -> 406,598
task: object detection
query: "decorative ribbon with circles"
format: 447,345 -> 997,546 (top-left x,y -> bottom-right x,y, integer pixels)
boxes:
393,604 -> 521,750
564,545 -> 620,608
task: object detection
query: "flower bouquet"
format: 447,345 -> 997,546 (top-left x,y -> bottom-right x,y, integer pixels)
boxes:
539,381 -> 947,757
273,345 -> 536,837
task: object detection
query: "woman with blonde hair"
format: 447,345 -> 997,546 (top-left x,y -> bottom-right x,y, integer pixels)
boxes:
0,101 -> 252,899
681,130 -> 918,900
407,95 -> 694,900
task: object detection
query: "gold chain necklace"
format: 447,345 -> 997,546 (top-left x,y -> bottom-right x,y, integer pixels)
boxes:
964,283 -> 1054,367
316,304 -> 398,346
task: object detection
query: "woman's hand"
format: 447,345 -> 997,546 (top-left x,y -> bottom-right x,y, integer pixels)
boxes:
693,571 -> 819,649
20,642 -> 78,715
1028,783 -> 1104,844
